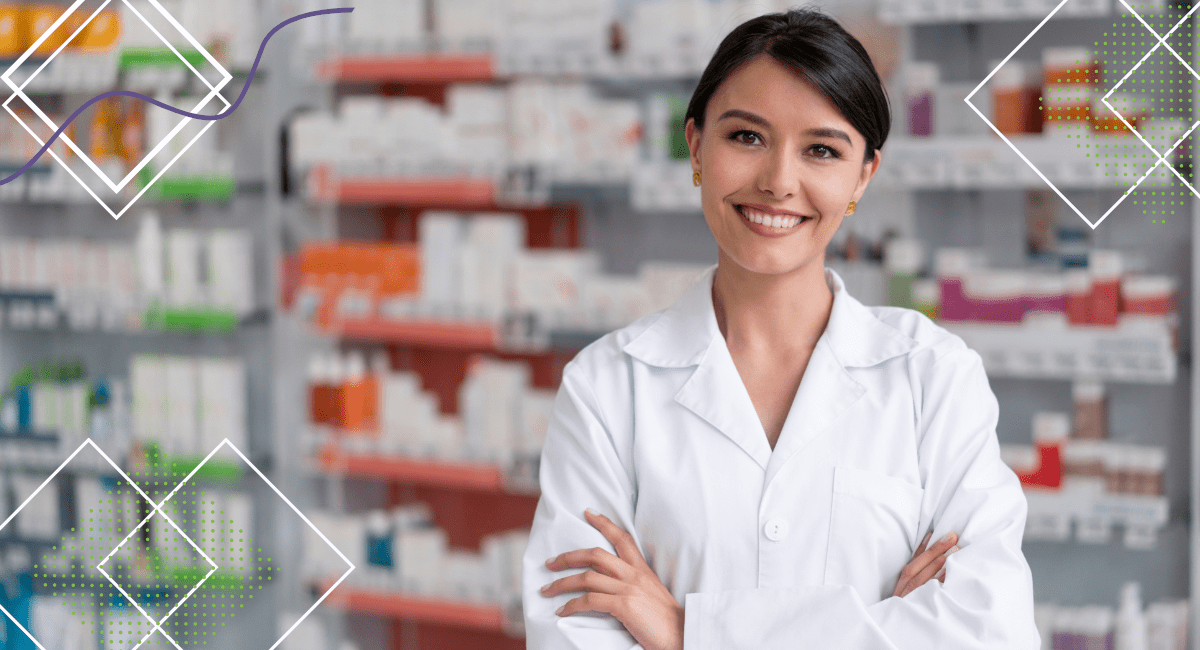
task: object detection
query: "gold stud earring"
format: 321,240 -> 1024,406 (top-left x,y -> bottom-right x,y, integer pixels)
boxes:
845,201 -> 857,216
693,171 -> 702,187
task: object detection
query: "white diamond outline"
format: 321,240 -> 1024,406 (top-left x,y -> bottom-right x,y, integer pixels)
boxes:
0,0 -> 233,220
96,439 -> 227,650
962,0 -> 1189,230
0,438 -> 357,650
1,0 -> 233,191
1096,0 -> 1200,202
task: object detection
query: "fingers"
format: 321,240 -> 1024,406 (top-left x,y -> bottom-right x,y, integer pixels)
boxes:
898,545 -> 959,598
893,531 -> 959,597
555,591 -> 624,617
584,508 -> 649,570
912,530 -> 933,559
546,545 -> 630,580
541,568 -> 626,598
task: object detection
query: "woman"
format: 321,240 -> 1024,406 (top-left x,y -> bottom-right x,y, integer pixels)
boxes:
523,8 -> 1038,650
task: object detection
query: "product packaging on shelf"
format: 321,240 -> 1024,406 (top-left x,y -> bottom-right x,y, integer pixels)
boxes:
904,63 -> 937,138
459,213 -> 526,319
1035,586 -> 1187,650
130,353 -> 247,456
1072,379 -> 1108,440
990,58 -> 1043,135
883,238 -> 923,309
511,249 -> 602,325
12,474 -> 59,539
1090,250 -> 1123,326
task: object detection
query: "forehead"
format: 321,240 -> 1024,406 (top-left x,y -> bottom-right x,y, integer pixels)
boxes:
707,54 -> 856,134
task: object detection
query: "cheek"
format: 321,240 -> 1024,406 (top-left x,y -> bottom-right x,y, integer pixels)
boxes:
702,147 -> 756,194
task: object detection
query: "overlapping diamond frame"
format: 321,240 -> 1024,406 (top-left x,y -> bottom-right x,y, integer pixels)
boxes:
963,0 -> 1200,229
0,0 -> 233,220
0,438 -> 356,650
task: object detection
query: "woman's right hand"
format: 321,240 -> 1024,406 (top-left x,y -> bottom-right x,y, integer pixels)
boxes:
893,530 -> 959,598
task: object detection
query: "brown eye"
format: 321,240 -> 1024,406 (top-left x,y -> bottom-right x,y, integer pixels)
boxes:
730,130 -> 762,146
810,144 -> 841,159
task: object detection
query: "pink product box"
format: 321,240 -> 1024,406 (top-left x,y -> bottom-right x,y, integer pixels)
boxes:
938,273 -> 1066,323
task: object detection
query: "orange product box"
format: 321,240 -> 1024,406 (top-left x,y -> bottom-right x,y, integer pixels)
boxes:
0,5 -> 28,58
300,242 -> 421,296
28,4 -> 70,56
74,8 -> 120,52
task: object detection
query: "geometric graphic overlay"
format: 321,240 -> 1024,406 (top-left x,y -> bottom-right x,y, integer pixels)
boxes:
2,0 -> 231,220
0,5 -> 352,220
0,439 -> 355,650
964,0 -> 1196,229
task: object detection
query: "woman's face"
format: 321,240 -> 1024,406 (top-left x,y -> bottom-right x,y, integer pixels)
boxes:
686,54 -> 881,277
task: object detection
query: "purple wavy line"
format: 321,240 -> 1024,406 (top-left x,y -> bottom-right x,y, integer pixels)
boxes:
0,6 -> 354,185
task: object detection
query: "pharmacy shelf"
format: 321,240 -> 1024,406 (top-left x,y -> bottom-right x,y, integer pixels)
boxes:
315,53 -> 494,83
878,0 -> 1163,24
321,582 -> 513,634
1024,489 -> 1169,548
0,430 -> 59,443
873,131 -> 1190,192
329,317 -> 500,349
305,165 -> 496,207
313,450 -> 534,495
942,319 -> 1177,384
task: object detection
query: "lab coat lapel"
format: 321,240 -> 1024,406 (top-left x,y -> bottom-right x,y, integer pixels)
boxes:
674,334 -> 773,470
764,268 -> 917,487
763,335 -> 864,487
623,265 -> 773,471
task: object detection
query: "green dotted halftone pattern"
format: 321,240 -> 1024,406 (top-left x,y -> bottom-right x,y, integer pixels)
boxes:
1040,3 -> 1195,223
32,466 -> 276,648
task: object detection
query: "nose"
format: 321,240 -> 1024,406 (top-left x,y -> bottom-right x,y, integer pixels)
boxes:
756,147 -> 801,199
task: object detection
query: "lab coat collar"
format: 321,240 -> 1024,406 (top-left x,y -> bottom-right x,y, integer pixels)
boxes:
622,265 -> 918,371
623,264 -> 918,473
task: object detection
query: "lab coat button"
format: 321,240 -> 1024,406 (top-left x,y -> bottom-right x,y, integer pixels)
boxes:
764,518 -> 789,542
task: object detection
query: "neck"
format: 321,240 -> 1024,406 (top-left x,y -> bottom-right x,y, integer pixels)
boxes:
711,252 -> 834,356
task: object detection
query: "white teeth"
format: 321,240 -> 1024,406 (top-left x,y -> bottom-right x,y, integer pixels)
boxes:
739,206 -> 805,228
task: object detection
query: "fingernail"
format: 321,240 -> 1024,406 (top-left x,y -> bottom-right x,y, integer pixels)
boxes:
540,583 -> 550,594
555,605 -> 565,615
935,568 -> 946,581
939,532 -> 955,544
947,545 -> 960,554
585,507 -> 599,517
545,555 -> 557,567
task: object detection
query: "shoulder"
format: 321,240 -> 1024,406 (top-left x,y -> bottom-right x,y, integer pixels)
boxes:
867,305 -> 979,370
559,310 -> 665,403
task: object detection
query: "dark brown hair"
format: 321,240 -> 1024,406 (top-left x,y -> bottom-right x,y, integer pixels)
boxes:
685,7 -> 890,163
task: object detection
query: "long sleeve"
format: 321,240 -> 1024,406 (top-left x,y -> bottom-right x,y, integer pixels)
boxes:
522,357 -> 646,650
681,345 -> 1039,650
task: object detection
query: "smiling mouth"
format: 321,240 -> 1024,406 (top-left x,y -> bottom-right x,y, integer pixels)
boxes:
735,204 -> 811,229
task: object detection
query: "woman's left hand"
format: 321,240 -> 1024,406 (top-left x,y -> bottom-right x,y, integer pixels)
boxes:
541,508 -> 684,650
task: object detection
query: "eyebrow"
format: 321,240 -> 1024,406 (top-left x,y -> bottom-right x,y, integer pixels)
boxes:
716,109 -> 853,145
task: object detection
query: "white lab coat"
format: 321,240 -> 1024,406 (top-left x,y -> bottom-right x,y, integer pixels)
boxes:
523,265 -> 1039,649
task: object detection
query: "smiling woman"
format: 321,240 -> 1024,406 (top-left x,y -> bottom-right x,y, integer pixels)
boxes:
522,7 -> 1039,650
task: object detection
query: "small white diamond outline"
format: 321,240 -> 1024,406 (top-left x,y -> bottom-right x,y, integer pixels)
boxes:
1097,0 -> 1200,203
0,438 -> 357,650
962,0 -> 1194,229
0,0 -> 232,220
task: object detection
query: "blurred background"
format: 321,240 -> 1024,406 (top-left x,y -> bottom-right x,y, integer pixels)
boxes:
0,0 -> 1192,649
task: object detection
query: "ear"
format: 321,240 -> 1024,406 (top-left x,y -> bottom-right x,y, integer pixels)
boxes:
685,117 -> 702,174
851,148 -> 882,203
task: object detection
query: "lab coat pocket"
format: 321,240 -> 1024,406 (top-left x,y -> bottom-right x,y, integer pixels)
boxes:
823,465 -> 924,605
